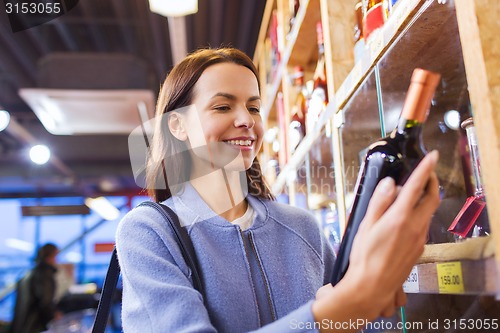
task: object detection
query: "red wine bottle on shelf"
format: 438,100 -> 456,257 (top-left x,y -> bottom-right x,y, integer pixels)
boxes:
331,68 -> 441,285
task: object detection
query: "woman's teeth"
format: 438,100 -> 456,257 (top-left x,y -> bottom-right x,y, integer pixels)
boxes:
225,140 -> 252,146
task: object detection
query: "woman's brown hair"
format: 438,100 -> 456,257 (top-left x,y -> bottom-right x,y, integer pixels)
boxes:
146,48 -> 274,202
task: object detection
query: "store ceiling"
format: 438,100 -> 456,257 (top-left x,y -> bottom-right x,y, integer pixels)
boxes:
0,0 -> 266,198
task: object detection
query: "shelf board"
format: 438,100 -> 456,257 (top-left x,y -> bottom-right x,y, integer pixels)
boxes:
270,0 -> 425,193
333,0 -> 428,111
262,0 -> 319,122
253,0 -> 276,64
403,238 -> 498,295
404,257 -> 498,295
271,101 -> 336,194
271,0 -> 455,194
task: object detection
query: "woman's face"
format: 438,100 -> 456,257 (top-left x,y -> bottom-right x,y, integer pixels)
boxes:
181,62 -> 263,173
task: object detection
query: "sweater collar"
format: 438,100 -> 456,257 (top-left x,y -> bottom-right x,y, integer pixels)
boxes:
165,182 -> 269,229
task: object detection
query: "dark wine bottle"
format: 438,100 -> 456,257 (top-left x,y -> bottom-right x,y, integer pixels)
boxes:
331,68 -> 441,285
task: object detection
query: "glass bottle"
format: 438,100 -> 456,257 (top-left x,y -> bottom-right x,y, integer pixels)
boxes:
354,2 -> 366,63
362,0 -> 386,41
289,0 -> 300,33
448,117 -> 490,238
331,68 -> 441,285
276,92 -> 288,168
269,10 -> 281,82
307,21 -> 328,135
289,66 -> 307,154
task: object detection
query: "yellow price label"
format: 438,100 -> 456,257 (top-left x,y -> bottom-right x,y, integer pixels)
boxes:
437,262 -> 464,294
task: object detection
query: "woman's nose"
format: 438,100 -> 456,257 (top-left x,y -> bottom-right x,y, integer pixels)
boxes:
234,107 -> 255,128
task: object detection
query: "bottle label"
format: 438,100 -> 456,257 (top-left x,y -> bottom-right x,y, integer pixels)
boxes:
363,3 -> 386,40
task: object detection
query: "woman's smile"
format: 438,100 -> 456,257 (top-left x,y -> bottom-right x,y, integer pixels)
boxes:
222,137 -> 255,151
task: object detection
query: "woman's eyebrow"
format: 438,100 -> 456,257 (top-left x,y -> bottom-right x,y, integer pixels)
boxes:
248,96 -> 261,102
210,93 -> 261,102
210,92 -> 236,100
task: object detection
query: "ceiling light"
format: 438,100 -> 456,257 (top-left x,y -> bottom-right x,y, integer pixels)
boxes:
6,238 -> 34,252
85,197 -> 120,221
148,0 -> 198,17
0,110 -> 10,132
29,144 -> 51,165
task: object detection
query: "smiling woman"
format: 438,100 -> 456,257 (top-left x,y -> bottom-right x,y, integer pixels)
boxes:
175,63 -> 262,169
145,48 -> 273,204
115,47 -> 441,333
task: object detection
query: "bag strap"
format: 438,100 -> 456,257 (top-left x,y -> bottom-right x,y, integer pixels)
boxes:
92,201 -> 203,333
140,201 -> 204,293
92,248 -> 120,333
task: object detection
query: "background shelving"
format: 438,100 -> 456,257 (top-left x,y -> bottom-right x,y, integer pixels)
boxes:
254,0 -> 500,301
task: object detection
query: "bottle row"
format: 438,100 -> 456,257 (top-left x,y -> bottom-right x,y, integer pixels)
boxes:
257,0 -> 493,260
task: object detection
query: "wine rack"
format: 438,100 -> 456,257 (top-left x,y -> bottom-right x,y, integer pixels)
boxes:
254,0 -> 500,307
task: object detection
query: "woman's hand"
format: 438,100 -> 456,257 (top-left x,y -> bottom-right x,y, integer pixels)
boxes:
346,150 -> 441,318
312,150 -> 440,332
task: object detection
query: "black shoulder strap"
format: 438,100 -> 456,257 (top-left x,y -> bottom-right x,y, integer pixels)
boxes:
92,201 -> 203,333
92,248 -> 120,333
140,201 -> 204,293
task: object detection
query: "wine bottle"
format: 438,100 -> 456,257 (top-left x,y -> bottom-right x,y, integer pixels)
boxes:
331,68 -> 441,285
289,66 -> 307,153
289,0 -> 300,33
354,2 -> 365,63
307,21 -> 328,135
362,0 -> 386,41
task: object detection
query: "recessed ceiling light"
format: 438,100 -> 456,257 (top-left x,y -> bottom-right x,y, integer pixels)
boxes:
0,110 -> 10,132
30,144 -> 51,165
149,0 -> 198,17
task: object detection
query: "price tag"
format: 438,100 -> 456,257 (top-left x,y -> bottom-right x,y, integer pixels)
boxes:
437,262 -> 464,294
403,266 -> 419,293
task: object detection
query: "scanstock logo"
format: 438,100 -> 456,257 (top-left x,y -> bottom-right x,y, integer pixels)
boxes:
4,0 -> 79,32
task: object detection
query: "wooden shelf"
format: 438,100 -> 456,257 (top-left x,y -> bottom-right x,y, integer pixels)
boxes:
261,0 -> 320,122
403,238 -> 498,294
333,0 -> 426,111
269,0 -> 428,195
256,0 -> 500,301
404,257 -> 498,295
271,102 -> 336,194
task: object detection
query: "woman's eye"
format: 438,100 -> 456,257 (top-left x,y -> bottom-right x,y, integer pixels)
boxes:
248,107 -> 260,113
214,106 -> 230,112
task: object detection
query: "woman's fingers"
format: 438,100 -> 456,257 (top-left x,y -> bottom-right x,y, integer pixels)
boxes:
395,150 -> 439,209
316,283 -> 333,300
380,304 -> 396,318
395,286 -> 407,307
362,150 -> 439,231
380,288 -> 407,318
415,171 -> 440,214
362,177 -> 397,228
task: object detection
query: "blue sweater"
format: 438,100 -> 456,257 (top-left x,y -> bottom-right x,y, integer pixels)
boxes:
116,183 -> 336,332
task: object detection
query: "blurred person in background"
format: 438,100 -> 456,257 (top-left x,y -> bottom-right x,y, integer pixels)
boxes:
10,243 -> 61,333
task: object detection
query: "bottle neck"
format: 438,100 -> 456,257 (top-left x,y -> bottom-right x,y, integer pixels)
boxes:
318,43 -> 325,58
316,21 -> 325,59
395,117 -> 424,136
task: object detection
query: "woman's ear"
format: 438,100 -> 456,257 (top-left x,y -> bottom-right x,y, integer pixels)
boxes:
168,112 -> 188,141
